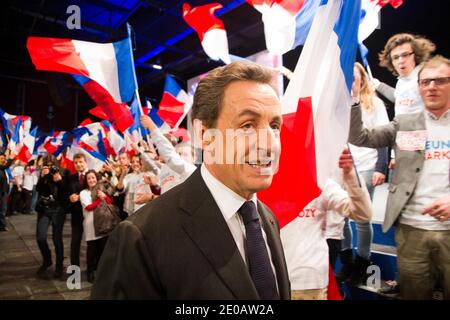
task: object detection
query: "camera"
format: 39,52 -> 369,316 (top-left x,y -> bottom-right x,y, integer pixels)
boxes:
38,194 -> 56,208
49,166 -> 60,175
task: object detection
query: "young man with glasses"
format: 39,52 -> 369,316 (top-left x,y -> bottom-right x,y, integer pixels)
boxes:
348,55 -> 450,299
375,33 -> 436,116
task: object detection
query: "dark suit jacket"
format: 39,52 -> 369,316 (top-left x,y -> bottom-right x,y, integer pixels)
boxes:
91,168 -> 290,300
68,173 -> 83,214
0,159 -> 13,193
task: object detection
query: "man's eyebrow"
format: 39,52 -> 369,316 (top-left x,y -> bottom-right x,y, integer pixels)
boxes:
237,108 -> 261,118
271,115 -> 282,124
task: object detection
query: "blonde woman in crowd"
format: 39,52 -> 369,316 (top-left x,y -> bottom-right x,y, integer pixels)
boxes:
337,62 -> 389,286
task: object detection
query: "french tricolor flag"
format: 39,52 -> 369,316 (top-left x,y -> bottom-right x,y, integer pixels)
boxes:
43,131 -> 67,155
88,105 -> 108,121
71,75 -> 134,132
182,3 -> 231,64
76,121 -> 107,151
101,120 -> 124,157
247,0 -> 322,55
125,95 -> 148,141
258,0 -> 360,299
0,109 -> 31,138
158,75 -> 191,129
26,25 -> 137,104
10,118 -> 23,153
358,0 -> 403,42
64,144 -> 106,172
16,127 -> 38,163
26,25 -> 137,132
145,99 -> 171,134
247,0 -> 306,54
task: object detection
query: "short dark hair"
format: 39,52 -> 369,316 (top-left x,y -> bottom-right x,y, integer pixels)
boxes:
418,55 -> 450,79
42,154 -> 57,166
191,61 -> 276,129
73,153 -> 86,161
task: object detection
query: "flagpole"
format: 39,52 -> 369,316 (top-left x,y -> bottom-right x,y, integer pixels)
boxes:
133,88 -> 153,145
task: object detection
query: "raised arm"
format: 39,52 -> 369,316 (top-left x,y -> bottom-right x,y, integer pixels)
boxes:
326,149 -> 373,222
141,115 -> 196,176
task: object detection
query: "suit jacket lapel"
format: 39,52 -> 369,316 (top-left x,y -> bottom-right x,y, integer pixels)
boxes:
179,169 -> 259,299
258,201 -> 290,300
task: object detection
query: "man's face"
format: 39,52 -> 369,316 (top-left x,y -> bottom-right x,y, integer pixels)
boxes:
419,64 -> 450,115
0,155 -> 5,166
203,80 -> 282,199
391,43 -> 416,77
73,157 -> 87,173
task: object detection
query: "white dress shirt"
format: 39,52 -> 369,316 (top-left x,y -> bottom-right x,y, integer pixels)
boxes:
200,164 -> 278,287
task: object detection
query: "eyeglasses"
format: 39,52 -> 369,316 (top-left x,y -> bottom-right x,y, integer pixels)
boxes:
391,52 -> 414,61
418,77 -> 450,87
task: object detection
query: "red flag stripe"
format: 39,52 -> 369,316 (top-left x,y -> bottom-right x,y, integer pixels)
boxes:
182,3 -> 225,42
258,97 -> 321,228
82,80 -> 133,132
26,38 -> 90,76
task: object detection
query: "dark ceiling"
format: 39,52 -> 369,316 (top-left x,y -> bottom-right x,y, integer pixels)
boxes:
0,0 -> 449,132
0,0 -> 266,100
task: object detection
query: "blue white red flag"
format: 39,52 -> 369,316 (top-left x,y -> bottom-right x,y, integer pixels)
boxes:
182,3 -> 231,64
27,24 -> 137,103
16,127 -> 38,163
158,75 -> 191,129
358,0 -> 403,42
26,24 -> 137,132
247,0 -> 321,54
258,0 -> 361,298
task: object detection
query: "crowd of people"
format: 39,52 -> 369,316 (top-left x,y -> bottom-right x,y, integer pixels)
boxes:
0,116 -> 195,283
0,32 -> 449,300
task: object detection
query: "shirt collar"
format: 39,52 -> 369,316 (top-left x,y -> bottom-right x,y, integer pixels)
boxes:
425,108 -> 450,121
200,164 -> 257,222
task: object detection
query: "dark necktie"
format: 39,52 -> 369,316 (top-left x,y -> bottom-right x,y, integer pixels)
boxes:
238,201 -> 279,300
79,173 -> 85,186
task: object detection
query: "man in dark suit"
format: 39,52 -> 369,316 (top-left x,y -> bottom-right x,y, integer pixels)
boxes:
92,61 -> 290,299
68,153 -> 88,267
0,151 -> 14,231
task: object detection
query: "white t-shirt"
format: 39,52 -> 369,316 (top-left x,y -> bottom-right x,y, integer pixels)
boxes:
22,169 -> 38,191
281,179 -> 348,290
349,96 -> 389,171
394,66 -> 424,115
400,110 -> 450,230
151,129 -> 196,194
80,189 -> 107,242
12,165 -> 24,186
324,210 -> 347,240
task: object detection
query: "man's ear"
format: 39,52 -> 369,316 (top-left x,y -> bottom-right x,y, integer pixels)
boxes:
193,119 -> 213,150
